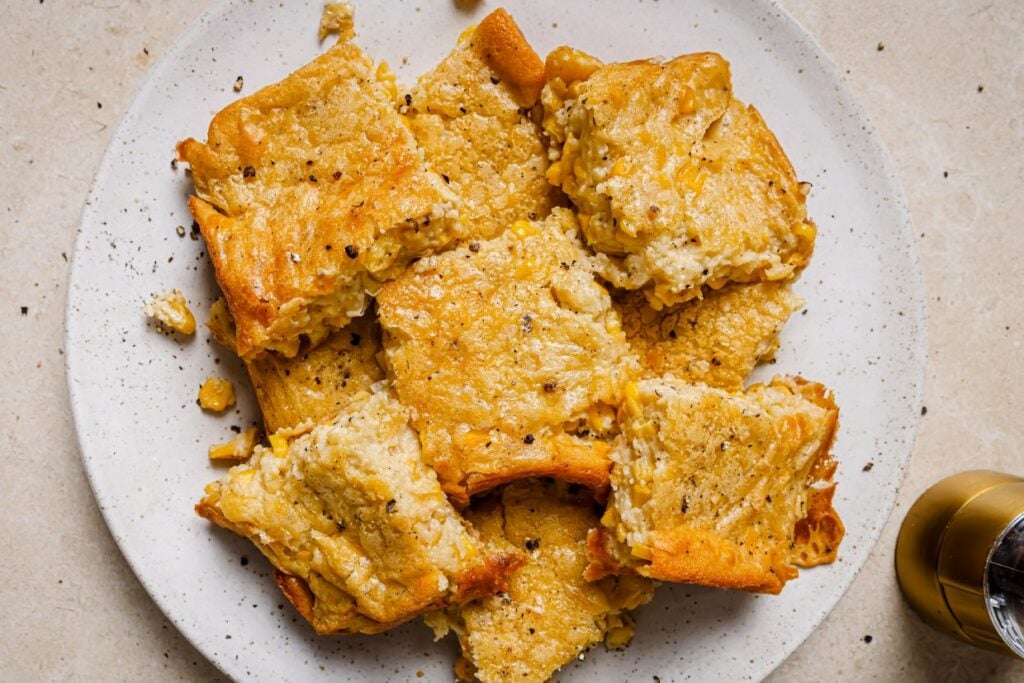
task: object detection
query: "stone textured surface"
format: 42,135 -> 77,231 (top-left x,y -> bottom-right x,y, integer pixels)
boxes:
0,0 -> 1021,680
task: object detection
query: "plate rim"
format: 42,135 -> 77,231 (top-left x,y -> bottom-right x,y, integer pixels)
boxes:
64,0 -> 928,679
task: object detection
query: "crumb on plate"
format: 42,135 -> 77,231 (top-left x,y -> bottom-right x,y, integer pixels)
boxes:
208,426 -> 259,463
145,289 -> 196,335
198,376 -> 236,412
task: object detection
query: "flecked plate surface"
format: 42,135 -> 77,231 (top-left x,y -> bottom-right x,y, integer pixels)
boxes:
65,0 -> 926,680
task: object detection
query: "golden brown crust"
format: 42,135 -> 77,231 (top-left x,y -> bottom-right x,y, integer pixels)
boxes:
447,433 -> 612,509
784,377 -> 845,567
473,9 -> 546,107
792,485 -> 845,567
583,527 -> 620,582
179,38 -> 460,359
274,571 -> 317,626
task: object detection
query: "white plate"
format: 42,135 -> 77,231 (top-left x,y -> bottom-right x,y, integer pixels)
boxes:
66,0 -> 926,680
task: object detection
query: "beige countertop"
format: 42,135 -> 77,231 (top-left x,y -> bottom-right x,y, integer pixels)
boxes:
1,0 -> 1022,680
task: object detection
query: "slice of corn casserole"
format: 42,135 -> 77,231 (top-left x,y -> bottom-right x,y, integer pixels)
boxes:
196,389 -> 522,634
178,27 -> 461,360
589,376 -> 843,594
543,50 -> 815,308
207,298 -> 385,433
426,480 -> 654,683
376,208 -> 638,507
615,282 -> 803,391
402,8 -> 561,240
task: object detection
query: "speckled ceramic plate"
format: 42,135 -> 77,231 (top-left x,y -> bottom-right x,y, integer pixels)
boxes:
65,0 -> 925,680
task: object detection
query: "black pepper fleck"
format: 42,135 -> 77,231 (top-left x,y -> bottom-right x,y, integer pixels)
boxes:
543,381 -> 557,392
921,406 -> 927,415
242,166 -> 256,178
468,242 -> 481,253
350,332 -> 361,347
863,634 -> 873,643
525,538 -> 540,551
523,434 -> 535,445
20,306 -> 28,315
240,555 -> 249,566
344,244 -> 359,259
386,499 -> 396,513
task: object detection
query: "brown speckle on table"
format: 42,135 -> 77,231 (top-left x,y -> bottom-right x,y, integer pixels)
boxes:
921,406 -> 927,415
863,635 -> 873,643
233,75 -> 244,92
876,42 -> 885,51
20,306 -> 28,315
863,462 -> 874,472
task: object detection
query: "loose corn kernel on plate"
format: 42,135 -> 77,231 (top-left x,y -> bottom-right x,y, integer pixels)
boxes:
66,0 -> 925,680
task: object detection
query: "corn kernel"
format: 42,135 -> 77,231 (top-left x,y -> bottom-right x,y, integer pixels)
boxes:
208,427 -> 259,463
600,506 -> 618,527
624,382 -> 642,417
677,85 -> 696,115
678,164 -> 706,193
269,432 -> 289,458
793,220 -> 817,249
375,61 -> 398,101
510,220 -> 537,239
545,46 -> 603,85
198,376 -> 235,412
631,543 -> 653,560
146,289 -> 196,335
457,24 -> 477,45
654,145 -> 667,170
545,160 -> 563,185
611,158 -> 632,177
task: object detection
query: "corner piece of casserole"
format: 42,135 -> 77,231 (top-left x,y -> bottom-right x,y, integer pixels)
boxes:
196,389 -> 522,634
426,479 -> 654,683
588,376 -> 843,594
178,24 -> 461,360
542,49 -> 815,308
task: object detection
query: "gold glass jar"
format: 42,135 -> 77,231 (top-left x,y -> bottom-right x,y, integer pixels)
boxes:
896,470 -> 1024,657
